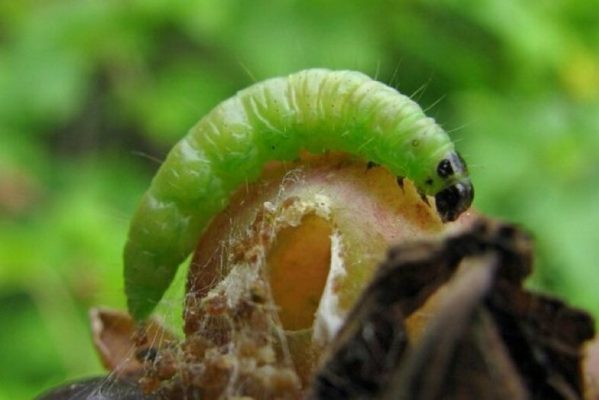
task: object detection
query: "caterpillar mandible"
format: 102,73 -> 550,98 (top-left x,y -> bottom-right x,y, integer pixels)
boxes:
124,69 -> 473,320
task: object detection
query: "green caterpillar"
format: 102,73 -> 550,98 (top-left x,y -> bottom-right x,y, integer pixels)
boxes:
124,69 -> 473,320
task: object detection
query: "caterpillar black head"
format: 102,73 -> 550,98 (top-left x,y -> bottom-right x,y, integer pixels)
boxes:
434,153 -> 473,222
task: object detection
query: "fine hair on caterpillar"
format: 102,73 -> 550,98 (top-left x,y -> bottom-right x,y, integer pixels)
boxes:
124,68 -> 473,320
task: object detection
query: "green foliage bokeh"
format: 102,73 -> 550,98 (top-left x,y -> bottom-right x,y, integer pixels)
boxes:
1,1 -> 598,398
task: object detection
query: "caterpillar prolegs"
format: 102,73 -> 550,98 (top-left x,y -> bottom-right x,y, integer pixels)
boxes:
124,69 -> 473,320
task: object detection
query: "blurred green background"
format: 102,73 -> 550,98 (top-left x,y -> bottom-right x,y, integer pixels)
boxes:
1,0 -> 598,398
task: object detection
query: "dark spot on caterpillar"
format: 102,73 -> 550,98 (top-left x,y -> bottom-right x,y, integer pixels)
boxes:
411,139 -> 420,147
367,161 -> 379,170
396,176 -> 405,189
437,159 -> 454,178
419,191 -> 430,206
438,152 -> 468,181
425,178 -> 433,185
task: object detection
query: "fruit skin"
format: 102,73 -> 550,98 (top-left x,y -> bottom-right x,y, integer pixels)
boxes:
123,68 -> 472,321
182,153 -> 469,389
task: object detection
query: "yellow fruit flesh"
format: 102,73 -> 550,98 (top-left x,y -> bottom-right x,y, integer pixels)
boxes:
267,214 -> 332,331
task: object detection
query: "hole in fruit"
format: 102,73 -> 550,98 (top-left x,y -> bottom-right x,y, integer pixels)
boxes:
267,214 -> 332,331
